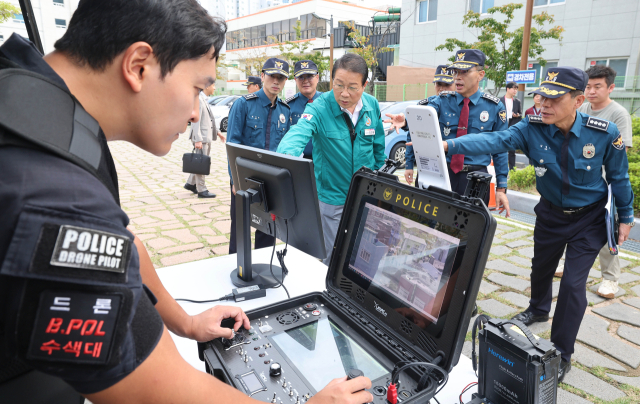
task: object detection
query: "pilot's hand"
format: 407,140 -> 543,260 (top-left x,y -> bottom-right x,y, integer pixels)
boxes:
384,113 -> 406,134
188,305 -> 250,342
309,376 -> 373,404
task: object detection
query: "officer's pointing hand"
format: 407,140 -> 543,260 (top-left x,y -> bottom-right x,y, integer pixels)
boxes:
383,113 -> 406,134
188,305 -> 250,342
619,223 -> 632,246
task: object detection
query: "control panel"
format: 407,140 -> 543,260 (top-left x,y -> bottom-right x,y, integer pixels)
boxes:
207,295 -> 425,403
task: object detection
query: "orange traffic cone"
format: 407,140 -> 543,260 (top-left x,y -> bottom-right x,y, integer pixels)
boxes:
487,160 -> 497,210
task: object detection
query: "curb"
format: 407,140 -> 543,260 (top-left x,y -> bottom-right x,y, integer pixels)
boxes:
507,190 -> 640,240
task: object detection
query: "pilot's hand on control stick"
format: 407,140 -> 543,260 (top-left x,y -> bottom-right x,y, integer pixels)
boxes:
188,305 -> 250,342
384,113 -> 406,134
309,376 -> 373,404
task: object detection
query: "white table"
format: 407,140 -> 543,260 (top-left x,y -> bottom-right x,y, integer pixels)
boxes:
157,246 -> 478,403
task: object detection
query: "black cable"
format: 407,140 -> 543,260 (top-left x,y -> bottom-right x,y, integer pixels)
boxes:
391,361 -> 449,399
269,217 -> 290,298
276,219 -> 290,298
433,396 -> 441,404
175,295 -> 232,304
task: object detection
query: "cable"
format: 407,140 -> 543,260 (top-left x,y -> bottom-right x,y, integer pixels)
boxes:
388,361 -> 449,403
459,382 -> 478,404
269,216 -> 290,299
175,295 -> 232,304
275,219 -> 290,298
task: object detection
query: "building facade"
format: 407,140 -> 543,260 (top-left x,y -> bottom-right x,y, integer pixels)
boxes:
222,0 -> 391,94
0,0 -> 79,54
399,0 -> 640,106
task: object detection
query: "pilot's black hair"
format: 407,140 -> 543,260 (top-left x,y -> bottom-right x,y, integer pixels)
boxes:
55,0 -> 226,78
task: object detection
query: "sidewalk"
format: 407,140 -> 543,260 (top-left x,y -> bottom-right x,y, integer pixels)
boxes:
113,138 -> 640,403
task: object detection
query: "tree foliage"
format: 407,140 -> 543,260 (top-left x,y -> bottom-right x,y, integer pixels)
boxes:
343,21 -> 393,90
0,1 -> 20,24
274,20 -> 330,81
435,3 -> 564,95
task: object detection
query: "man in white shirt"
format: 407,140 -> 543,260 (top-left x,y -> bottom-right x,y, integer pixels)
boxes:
500,82 -> 522,170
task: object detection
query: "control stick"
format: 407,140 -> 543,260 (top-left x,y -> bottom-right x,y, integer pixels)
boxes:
347,369 -> 365,393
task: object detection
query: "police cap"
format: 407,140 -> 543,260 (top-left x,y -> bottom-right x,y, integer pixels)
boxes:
530,67 -> 588,99
242,76 -> 262,86
449,49 -> 486,71
262,58 -> 289,76
294,60 -> 319,78
433,64 -> 454,84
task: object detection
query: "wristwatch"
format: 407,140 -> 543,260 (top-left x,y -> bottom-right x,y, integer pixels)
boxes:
496,187 -> 507,194
624,221 -> 636,228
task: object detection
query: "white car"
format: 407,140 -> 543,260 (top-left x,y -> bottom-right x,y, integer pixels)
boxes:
211,95 -> 241,132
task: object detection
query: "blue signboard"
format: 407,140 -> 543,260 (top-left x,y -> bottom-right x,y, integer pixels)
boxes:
506,70 -> 537,84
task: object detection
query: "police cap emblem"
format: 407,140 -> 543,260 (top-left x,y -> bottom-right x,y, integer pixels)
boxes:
275,61 -> 283,68
547,71 -> 559,82
301,62 -> 309,68
457,52 -> 465,61
583,143 -> 595,158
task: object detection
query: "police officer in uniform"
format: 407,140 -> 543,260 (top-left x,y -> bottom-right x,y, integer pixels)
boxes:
0,2 -> 372,403
386,50 -> 510,211
403,64 -> 454,186
442,67 -> 635,382
227,58 -> 291,254
286,60 -> 322,159
242,75 -> 262,93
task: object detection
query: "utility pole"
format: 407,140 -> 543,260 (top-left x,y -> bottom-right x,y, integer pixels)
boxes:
329,15 -> 334,89
517,0 -> 534,106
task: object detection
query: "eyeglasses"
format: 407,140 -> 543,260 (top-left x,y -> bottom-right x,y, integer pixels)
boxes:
297,74 -> 317,82
333,82 -> 362,95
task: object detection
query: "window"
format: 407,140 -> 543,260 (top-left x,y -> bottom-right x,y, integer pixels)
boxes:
55,18 -> 67,28
359,248 -> 371,263
13,13 -> 24,23
469,0 -> 493,14
526,61 -> 558,87
417,0 -> 437,23
586,58 -> 628,88
53,0 -> 64,6
534,0 -> 564,6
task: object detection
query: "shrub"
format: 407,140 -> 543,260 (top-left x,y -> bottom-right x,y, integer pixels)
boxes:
508,165 -> 536,191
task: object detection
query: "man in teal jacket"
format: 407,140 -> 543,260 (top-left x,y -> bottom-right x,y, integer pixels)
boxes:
277,54 -> 387,265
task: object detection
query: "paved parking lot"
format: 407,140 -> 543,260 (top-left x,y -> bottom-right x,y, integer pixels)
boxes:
112,133 -> 640,403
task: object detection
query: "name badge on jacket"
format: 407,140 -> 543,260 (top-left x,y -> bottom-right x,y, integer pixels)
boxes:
365,129 -> 376,136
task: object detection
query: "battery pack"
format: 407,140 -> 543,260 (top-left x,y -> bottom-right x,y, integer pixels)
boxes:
477,318 -> 560,404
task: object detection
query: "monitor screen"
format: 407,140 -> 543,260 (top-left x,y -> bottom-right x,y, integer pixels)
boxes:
343,200 -> 467,329
270,318 -> 388,392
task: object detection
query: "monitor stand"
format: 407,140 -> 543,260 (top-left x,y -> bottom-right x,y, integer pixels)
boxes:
230,188 -> 282,288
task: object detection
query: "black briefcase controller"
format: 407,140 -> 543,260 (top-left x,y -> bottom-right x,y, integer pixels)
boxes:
199,168 -> 496,403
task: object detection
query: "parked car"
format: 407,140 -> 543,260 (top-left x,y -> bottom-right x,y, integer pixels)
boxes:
380,100 -> 420,168
212,95 -> 241,132
207,95 -> 228,106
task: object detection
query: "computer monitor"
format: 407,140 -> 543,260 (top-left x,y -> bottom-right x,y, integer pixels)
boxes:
227,143 -> 326,288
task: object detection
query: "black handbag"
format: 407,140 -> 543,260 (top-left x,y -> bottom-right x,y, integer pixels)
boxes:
182,148 -> 211,175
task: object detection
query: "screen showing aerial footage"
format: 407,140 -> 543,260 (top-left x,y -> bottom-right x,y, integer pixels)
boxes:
346,203 -> 461,323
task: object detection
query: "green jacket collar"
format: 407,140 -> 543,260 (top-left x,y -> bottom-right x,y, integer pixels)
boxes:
327,90 -> 373,118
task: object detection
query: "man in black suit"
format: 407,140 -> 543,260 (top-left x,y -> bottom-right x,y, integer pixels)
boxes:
500,81 -> 522,170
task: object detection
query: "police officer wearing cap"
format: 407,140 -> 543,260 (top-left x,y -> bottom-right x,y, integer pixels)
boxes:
242,76 -> 262,93
386,50 -> 510,211
227,58 -> 291,254
286,60 -> 323,159
404,64 -> 454,186
442,66 -> 635,382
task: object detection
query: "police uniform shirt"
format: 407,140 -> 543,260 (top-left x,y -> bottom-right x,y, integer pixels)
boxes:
425,90 -> 509,188
227,88 -> 291,184
0,34 -> 163,394
287,91 -> 323,126
447,113 -> 634,221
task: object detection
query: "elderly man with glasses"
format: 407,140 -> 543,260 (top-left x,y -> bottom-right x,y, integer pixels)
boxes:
286,60 -> 323,159
277,54 -> 387,265
385,49 -> 510,213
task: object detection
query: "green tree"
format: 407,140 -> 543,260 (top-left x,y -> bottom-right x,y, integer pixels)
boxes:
435,3 -> 564,95
343,21 -> 393,91
0,1 -> 20,23
273,20 -> 330,81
